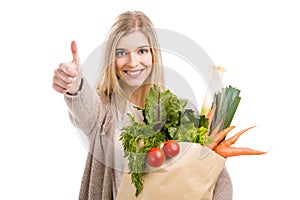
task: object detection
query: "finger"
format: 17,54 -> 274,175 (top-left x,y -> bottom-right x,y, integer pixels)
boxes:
59,63 -> 78,77
52,83 -> 67,94
71,40 -> 81,66
53,75 -> 70,90
54,68 -> 75,84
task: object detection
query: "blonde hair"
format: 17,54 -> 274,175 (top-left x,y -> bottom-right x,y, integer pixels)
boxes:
96,11 -> 165,105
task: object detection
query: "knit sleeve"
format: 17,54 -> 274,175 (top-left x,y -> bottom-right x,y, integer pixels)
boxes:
64,77 -> 108,137
213,167 -> 233,200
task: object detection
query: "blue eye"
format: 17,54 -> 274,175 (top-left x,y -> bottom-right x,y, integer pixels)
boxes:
116,51 -> 127,57
138,48 -> 149,54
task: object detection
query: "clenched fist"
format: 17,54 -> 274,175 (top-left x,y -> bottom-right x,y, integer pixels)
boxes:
52,41 -> 82,94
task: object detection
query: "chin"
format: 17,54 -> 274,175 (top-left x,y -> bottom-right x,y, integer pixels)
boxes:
124,80 -> 145,88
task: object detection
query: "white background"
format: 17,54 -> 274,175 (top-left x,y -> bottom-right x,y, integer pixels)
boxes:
1,0 -> 299,199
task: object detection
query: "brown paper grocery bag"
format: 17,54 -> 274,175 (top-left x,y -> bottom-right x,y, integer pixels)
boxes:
116,142 -> 226,200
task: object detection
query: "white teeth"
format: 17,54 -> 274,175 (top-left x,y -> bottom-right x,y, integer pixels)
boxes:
126,70 -> 142,75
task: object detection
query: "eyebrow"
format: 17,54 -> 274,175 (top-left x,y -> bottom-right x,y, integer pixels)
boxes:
115,45 -> 150,51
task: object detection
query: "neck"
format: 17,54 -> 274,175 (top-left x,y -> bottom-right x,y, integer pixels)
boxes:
129,85 -> 150,108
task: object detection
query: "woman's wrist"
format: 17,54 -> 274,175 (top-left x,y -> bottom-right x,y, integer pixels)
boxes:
65,69 -> 84,95
66,76 -> 84,96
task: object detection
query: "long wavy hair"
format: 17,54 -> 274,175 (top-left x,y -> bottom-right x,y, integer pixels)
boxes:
96,11 -> 165,111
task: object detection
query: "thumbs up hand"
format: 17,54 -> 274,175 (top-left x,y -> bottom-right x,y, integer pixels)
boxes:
53,41 -> 82,94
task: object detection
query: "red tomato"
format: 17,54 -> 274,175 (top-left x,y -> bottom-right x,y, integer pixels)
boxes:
146,147 -> 166,167
163,140 -> 180,158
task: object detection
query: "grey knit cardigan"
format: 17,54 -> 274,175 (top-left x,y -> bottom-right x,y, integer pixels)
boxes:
64,78 -> 233,200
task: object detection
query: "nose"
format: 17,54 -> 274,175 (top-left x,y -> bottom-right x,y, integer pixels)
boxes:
127,52 -> 139,68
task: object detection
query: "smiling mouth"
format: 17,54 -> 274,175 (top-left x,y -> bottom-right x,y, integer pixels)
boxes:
124,69 -> 144,76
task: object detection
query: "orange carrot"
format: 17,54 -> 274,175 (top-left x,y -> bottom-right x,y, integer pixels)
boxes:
208,119 -> 224,138
215,147 -> 266,158
206,103 -> 216,128
207,126 -> 236,150
213,126 -> 267,158
217,126 -> 255,148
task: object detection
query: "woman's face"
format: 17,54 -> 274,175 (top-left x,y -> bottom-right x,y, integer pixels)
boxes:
115,31 -> 153,87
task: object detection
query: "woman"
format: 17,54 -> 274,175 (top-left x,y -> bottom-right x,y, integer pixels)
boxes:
52,11 -> 233,200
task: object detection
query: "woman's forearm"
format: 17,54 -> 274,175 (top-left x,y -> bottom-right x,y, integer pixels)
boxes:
64,77 -> 102,136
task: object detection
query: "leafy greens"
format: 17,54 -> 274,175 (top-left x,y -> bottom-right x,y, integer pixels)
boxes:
120,84 -> 210,196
